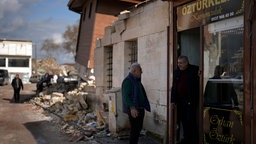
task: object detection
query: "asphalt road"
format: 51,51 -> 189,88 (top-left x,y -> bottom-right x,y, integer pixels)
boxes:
0,84 -> 73,144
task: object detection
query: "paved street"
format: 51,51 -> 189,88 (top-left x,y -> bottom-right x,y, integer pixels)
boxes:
0,84 -> 73,144
0,83 -> 161,144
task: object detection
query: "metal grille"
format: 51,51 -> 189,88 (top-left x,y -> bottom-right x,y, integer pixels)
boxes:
106,47 -> 113,90
128,41 -> 138,65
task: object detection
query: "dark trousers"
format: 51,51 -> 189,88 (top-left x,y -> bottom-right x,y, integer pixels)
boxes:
13,88 -> 21,103
128,109 -> 145,144
177,103 -> 198,144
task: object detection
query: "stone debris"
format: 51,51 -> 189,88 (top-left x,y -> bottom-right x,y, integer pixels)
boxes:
32,57 -> 77,77
29,57 -> 145,143
30,80 -> 111,143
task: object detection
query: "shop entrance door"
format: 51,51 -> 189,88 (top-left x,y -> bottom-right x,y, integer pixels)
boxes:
176,19 -> 245,143
173,0 -> 245,143
178,27 -> 200,66
175,27 -> 201,143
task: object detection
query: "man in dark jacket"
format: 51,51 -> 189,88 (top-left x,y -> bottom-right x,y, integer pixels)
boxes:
41,73 -> 51,86
11,74 -> 24,103
122,63 -> 151,144
204,65 -> 239,107
171,56 -> 200,144
37,73 -> 51,93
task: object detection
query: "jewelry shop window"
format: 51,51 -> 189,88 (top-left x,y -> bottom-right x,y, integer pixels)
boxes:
203,16 -> 244,144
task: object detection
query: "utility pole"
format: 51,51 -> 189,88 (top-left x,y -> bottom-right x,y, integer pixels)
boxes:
35,43 -> 37,74
33,42 -> 37,75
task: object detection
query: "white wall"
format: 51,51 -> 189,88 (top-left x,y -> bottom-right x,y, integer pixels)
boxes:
0,40 -> 32,83
0,41 -> 32,56
95,0 -> 171,137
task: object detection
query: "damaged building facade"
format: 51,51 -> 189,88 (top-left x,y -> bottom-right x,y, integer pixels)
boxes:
69,0 -> 256,143
94,0 -> 169,138
68,0 -> 169,140
67,0 -> 141,81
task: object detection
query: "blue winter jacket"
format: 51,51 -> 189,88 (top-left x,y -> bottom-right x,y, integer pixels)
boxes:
122,73 -> 151,114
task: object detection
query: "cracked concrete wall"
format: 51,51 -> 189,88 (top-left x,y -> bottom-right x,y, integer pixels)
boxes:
95,0 -> 170,137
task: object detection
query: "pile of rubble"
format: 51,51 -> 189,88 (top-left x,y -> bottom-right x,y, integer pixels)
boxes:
29,57 -> 121,143
31,81 -> 110,142
32,57 -> 77,77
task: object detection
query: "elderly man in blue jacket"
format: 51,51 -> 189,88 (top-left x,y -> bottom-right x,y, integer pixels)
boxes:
122,62 -> 151,144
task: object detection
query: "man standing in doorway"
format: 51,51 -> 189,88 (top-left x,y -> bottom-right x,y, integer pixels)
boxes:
11,74 -> 24,103
171,56 -> 200,144
122,63 -> 151,144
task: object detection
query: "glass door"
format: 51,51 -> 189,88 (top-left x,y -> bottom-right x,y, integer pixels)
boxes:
203,16 -> 244,144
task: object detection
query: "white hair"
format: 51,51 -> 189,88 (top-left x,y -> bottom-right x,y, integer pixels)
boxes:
129,62 -> 141,73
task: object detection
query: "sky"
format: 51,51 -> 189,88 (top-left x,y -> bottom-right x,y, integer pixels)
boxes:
0,0 -> 80,64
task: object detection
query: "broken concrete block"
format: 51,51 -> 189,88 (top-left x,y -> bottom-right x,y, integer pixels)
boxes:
64,114 -> 77,121
78,95 -> 88,110
52,92 -> 64,97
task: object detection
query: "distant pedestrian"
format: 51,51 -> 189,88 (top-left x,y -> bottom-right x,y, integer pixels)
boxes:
11,74 -> 24,103
37,73 -> 52,93
122,63 -> 151,144
41,73 -> 51,86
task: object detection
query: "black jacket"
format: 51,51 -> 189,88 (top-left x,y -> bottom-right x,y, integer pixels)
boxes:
11,78 -> 24,90
171,64 -> 199,106
204,78 -> 239,108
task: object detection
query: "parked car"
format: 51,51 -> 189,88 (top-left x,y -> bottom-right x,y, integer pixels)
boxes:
63,75 -> 79,83
0,69 -> 9,85
57,75 -> 79,84
29,75 -> 42,83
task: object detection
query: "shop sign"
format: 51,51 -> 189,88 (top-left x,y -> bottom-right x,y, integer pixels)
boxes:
203,107 -> 243,144
177,0 -> 244,31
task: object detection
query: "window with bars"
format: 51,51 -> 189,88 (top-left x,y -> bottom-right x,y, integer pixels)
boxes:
105,46 -> 113,90
128,40 -> 138,65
